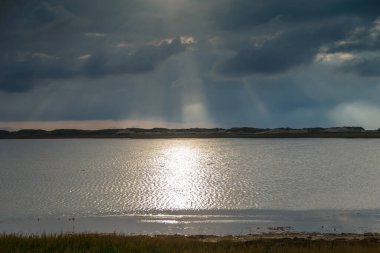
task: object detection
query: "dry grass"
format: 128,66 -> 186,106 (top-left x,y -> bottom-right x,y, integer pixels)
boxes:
1,234 -> 380,253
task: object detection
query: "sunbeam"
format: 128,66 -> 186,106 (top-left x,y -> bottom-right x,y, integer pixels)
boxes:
176,52 -> 213,127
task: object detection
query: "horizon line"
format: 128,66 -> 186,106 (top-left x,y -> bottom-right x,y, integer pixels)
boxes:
0,120 -> 375,132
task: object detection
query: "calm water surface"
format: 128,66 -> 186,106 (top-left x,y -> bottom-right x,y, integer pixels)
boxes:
1,138 -> 380,234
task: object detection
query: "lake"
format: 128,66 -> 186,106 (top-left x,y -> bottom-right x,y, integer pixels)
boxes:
1,138 -> 380,234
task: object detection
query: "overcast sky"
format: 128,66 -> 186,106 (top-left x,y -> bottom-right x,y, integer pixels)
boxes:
1,0 -> 380,130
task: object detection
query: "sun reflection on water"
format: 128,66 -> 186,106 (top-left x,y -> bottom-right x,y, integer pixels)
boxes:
158,143 -> 203,210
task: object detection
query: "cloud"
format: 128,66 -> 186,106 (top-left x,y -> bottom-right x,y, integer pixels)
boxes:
329,101 -> 380,129
84,33 -> 106,38
82,38 -> 186,77
115,43 -> 131,48
29,2 -> 76,27
180,36 -> 197,45
321,17 -> 380,76
0,38 -> 187,92
0,1 -> 79,37
78,54 -> 92,60
0,53 -> 78,92
316,52 -> 356,62
1,0 -> 192,92
214,21 -> 353,77
326,17 -> 380,54
212,0 -> 380,30
208,0 -> 380,78
339,56 -> 380,76
6,0 -> 375,84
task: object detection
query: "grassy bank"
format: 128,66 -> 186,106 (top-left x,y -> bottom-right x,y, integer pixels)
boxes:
1,234 -> 380,253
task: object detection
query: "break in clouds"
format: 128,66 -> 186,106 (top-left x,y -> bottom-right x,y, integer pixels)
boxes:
1,0 -> 380,129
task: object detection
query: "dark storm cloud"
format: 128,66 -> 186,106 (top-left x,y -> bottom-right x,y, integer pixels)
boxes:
212,0 -> 380,30
214,19 -> 355,77
0,0 -> 189,92
0,0 -> 81,42
3,0 -> 379,87
0,39 -> 186,92
325,18 -> 380,54
83,39 -> 186,77
0,54 -> 77,92
0,1 -> 82,92
210,0 -> 380,77
322,17 -> 380,77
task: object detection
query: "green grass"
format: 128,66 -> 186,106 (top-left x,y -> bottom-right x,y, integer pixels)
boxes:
1,234 -> 380,253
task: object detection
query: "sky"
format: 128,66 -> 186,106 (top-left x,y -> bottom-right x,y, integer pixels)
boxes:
1,0 -> 380,130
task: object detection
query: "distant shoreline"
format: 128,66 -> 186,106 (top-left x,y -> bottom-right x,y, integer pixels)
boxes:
1,126 -> 380,139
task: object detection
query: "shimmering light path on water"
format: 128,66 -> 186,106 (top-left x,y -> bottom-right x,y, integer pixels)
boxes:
1,139 -> 380,234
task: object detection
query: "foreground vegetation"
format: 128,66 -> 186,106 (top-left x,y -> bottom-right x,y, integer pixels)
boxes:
1,234 -> 380,253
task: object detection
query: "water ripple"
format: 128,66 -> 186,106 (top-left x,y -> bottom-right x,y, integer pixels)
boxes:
1,139 -> 380,219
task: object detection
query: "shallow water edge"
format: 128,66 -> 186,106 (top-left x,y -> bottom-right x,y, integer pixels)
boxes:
1,209 -> 380,235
